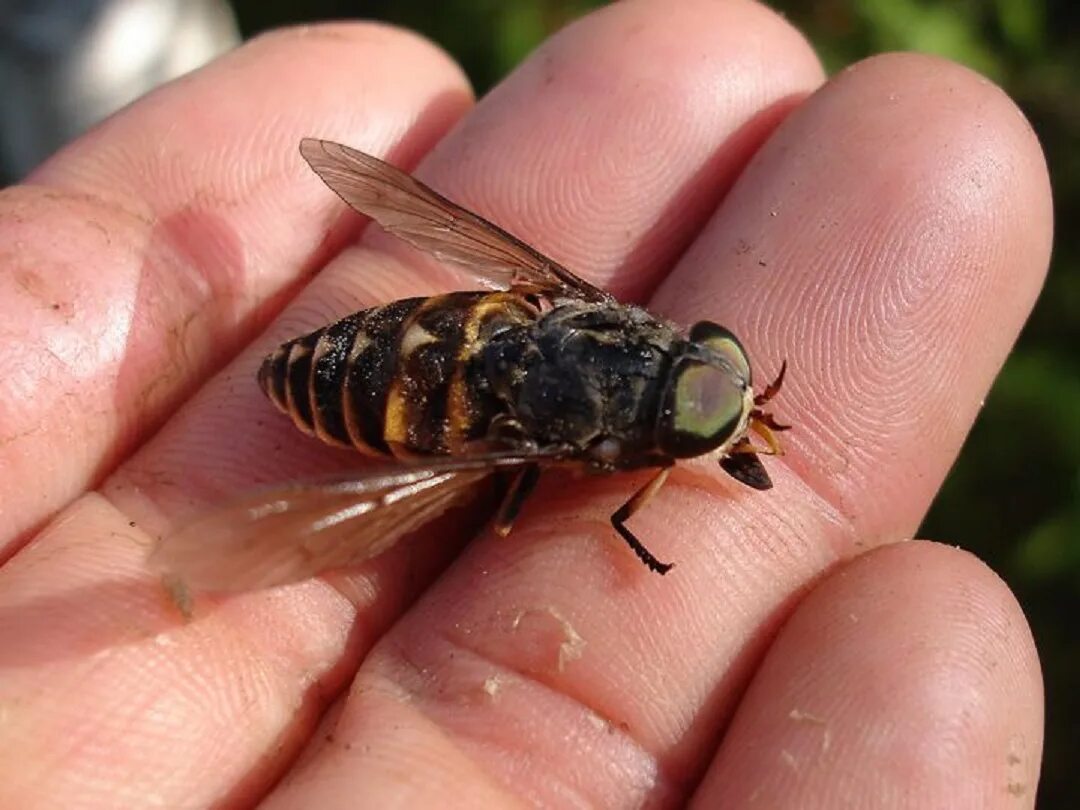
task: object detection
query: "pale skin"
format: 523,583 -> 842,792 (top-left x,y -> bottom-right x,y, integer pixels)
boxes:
0,1 -> 1051,807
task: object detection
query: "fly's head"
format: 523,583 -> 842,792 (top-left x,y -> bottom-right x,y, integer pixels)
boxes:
655,322 -> 789,482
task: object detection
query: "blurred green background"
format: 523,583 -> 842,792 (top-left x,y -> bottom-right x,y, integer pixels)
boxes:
231,1 -> 1076,804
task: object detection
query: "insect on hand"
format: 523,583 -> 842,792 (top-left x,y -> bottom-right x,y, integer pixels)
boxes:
151,139 -> 790,592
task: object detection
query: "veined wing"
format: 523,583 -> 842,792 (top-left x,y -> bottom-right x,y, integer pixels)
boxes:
300,138 -> 611,303
149,455 -> 546,592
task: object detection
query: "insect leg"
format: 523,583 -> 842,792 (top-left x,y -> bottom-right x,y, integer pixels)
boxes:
748,418 -> 786,456
754,359 -> 788,406
727,417 -> 787,457
493,464 -> 541,537
755,411 -> 791,432
610,466 -> 674,575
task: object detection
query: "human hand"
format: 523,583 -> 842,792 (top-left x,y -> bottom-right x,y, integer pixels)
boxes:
0,1 -> 1050,807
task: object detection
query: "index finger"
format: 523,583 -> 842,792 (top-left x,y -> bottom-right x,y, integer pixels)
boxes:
0,24 -> 472,552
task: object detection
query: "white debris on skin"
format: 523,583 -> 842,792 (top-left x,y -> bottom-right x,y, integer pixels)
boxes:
787,708 -> 826,724
511,606 -> 586,672
788,707 -> 832,755
482,674 -> 503,698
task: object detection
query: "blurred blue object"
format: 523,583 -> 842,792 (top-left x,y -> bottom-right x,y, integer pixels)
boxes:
0,0 -> 240,182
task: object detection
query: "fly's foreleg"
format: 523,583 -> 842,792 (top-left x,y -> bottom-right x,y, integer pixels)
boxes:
493,464 -> 541,537
611,466 -> 674,575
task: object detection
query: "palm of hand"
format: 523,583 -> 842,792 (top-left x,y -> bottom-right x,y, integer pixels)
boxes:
0,2 -> 1048,807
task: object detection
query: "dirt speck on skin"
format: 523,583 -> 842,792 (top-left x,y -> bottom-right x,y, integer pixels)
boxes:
162,573 -> 194,620
1005,734 -> 1028,796
13,268 -> 53,304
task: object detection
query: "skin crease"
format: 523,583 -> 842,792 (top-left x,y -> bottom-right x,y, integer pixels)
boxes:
0,2 -> 1050,809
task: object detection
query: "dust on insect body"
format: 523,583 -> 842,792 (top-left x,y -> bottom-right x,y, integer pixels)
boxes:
150,138 -> 790,593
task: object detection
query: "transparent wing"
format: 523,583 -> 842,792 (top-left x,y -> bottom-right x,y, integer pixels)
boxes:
300,138 -> 611,303
149,456 -> 541,592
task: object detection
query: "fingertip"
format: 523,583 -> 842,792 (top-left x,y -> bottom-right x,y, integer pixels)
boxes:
830,51 -> 1053,273
243,20 -> 474,100
697,539 -> 1043,808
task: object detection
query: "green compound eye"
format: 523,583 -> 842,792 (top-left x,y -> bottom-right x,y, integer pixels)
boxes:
673,362 -> 745,436
689,321 -> 752,385
656,322 -> 754,459
659,361 -> 748,458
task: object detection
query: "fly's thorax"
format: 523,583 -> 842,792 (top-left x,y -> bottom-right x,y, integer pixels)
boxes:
654,321 -> 755,459
481,301 -> 682,464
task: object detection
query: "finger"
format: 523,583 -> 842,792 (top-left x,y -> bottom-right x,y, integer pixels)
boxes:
262,53 -> 1051,807
0,1 -> 825,808
0,23 -> 471,552
692,541 -> 1043,808
649,54 -> 1054,543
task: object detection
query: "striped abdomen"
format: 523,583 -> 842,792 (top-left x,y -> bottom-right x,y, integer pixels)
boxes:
258,291 -> 537,458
